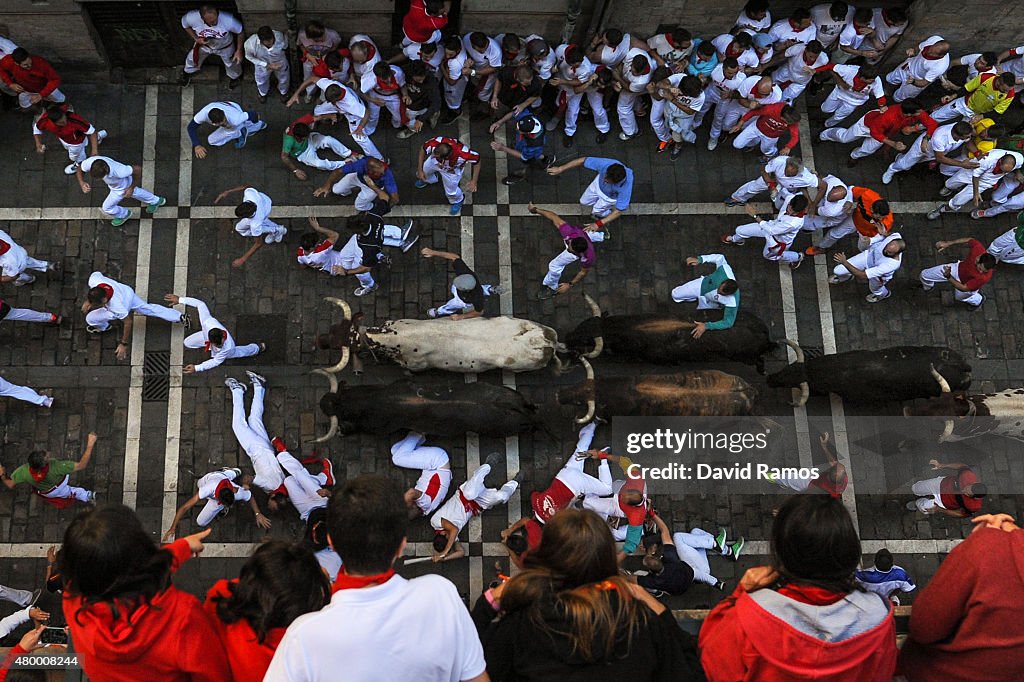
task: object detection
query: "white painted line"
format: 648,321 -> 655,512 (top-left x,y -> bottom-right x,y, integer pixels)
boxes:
122,84 -> 159,508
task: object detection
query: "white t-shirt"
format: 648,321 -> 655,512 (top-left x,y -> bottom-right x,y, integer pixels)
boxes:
349,34 -> 382,79
1001,46 -> 1024,79
430,484 -> 477,532
0,36 -> 18,60
444,46 -> 469,84
863,233 -> 904,281
193,101 -> 247,129
298,28 -> 342,60
839,22 -> 873,52
197,469 -> 252,504
736,74 -> 782,105
266,574 -> 486,682
767,155 -> 819,192
929,123 -> 966,156
904,36 -> 950,83
974,149 -> 1023,183
595,33 -> 632,66
647,34 -> 693,67
313,78 -> 367,118
831,64 -> 884,104
555,44 -> 595,82
706,63 -> 745,99
0,230 -> 28,278
86,271 -> 136,319
769,19 -> 816,46
360,65 -> 406,98
243,31 -> 288,67
525,35 -> 556,80
462,33 -> 502,69
622,47 -> 653,93
81,155 -> 133,191
180,9 -> 241,51
816,175 -> 851,219
712,33 -> 759,71
955,53 -> 995,81
811,3 -> 853,49
235,188 -> 274,237
415,466 -> 453,515
870,8 -> 907,47
297,239 -> 347,273
735,10 -> 772,33
774,44 -> 829,86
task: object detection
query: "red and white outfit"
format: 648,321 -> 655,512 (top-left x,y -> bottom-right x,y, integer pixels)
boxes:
711,34 -> 760,72
617,47 -> 654,137
391,432 -> 452,516
554,44 -> 610,137
422,136 -> 480,206
196,468 -> 252,527
80,154 -> 160,221
296,235 -> 376,290
768,18 -> 816,47
462,33 -> 503,101
772,43 -> 829,103
348,34 -> 382,83
920,239 -> 994,307
429,463 -> 519,534
711,74 -> 781,144
312,77 -> 382,158
729,155 -> 819,207
666,88 -> 706,145
297,26 -> 342,96
276,448 -> 329,521
0,229 -> 51,285
867,8 -> 907,63
650,72 -> 685,143
832,232 -> 904,298
234,187 -> 287,244
810,3 -> 853,51
886,35 -> 950,102
84,271 -> 183,332
0,53 -> 64,109
820,105 -> 938,160
593,33 -> 632,67
530,422 -> 613,523
33,105 -> 105,173
802,174 -> 851,230
733,101 -> 800,156
819,64 -> 886,126
725,194 -> 805,264
181,9 -> 243,80
694,63 -> 745,130
360,64 -> 407,130
978,173 -> 1024,220
401,0 -> 448,59
226,380 -> 284,492
886,122 -> 967,179
942,149 -> 1024,212
178,296 -> 261,372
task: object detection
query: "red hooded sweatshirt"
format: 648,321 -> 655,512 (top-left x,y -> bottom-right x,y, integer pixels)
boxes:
699,582 -> 896,681
204,578 -> 286,682
62,539 -> 232,682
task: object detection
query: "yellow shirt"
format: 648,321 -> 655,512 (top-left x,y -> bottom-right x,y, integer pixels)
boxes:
964,73 -> 1015,115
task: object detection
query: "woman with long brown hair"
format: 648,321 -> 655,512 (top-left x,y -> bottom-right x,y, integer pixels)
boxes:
473,508 -> 703,681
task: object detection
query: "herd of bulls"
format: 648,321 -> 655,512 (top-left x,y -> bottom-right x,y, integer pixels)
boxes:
310,296 -> 1024,445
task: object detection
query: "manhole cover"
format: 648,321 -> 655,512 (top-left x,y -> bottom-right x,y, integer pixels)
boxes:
143,351 -> 170,402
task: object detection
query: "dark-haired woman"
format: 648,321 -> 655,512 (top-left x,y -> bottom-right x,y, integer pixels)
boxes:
474,509 -> 703,681
205,540 -> 330,681
59,505 -> 231,682
699,495 -> 896,681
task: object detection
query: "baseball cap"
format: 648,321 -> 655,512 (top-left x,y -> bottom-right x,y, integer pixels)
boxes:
752,32 -> 773,49
526,38 -> 550,58
453,274 -> 478,292
517,115 -> 543,136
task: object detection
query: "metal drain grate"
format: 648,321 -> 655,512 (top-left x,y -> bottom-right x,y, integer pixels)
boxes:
142,351 -> 170,402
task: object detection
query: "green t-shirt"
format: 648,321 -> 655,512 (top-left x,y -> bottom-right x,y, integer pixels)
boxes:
10,460 -> 76,491
282,134 -> 309,158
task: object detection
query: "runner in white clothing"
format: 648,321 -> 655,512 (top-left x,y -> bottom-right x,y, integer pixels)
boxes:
0,376 -> 53,408
986,223 -> 1024,265
819,64 -> 886,127
82,272 -> 190,359
462,32 -> 503,103
80,155 -> 165,226
214,186 -> 289,268
927,150 -> 1024,220
164,294 -> 263,373
614,48 -> 654,140
882,121 -> 974,185
1,297 -> 60,326
360,62 -> 407,132
885,35 -> 950,102
549,43 -> 610,144
391,431 -> 453,518
722,195 -> 808,268
298,216 -> 401,297
243,27 -> 290,101
188,100 -> 266,158
163,467 -> 270,539
429,453 -> 521,562
224,372 -> 285,492
709,74 -> 782,150
310,78 -> 381,158
0,229 -> 53,286
726,155 -> 823,208
810,2 -> 853,52
829,232 -> 906,302
179,6 -> 244,86
693,57 -> 744,135
972,172 -> 1024,220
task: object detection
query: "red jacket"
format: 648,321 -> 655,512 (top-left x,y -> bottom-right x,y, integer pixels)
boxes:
699,583 -> 897,681
899,527 -> 1024,681
204,579 -> 286,682
741,102 -> 799,144
863,105 -> 937,142
0,54 -> 60,96
62,539 -> 232,682
403,0 -> 448,43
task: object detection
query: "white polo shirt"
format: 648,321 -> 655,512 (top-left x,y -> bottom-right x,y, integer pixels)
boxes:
903,36 -> 950,84
767,155 -> 819,193
81,155 -> 133,191
266,574 -> 486,682
462,33 -> 502,70
180,9 -> 241,51
193,101 -> 247,129
86,271 -> 136,320
555,44 -> 596,82
594,33 -> 632,66
712,33 -> 760,72
622,47 -> 654,93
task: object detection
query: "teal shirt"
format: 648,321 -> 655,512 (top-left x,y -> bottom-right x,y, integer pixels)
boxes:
698,254 -> 739,331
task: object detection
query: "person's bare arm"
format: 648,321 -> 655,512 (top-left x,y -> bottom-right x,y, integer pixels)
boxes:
467,161 -> 482,193
248,495 -> 272,529
308,216 -> 340,243
117,316 -> 133,361
500,517 -> 530,539
287,76 -> 320,106
417,146 -> 428,181
587,208 -> 622,230
421,247 -> 460,261
435,519 -> 463,560
88,130 -> 100,157
546,156 -> 586,177
74,433 -> 98,471
651,513 -> 673,547
832,252 -> 868,280
214,185 -> 248,204
526,201 -> 567,229
162,493 -> 201,541
0,464 -> 15,489
233,239 -> 264,269
281,145 -> 306,179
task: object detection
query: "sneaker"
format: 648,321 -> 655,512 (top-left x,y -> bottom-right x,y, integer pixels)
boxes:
224,377 -> 246,392
881,168 -> 895,185
866,291 -> 891,303
42,396 -> 54,408
670,144 -> 683,161
488,285 -> 506,296
415,179 -> 428,188
721,234 -> 742,245
657,140 -> 672,153
400,233 -> 420,253
64,162 -> 79,175
427,307 -> 439,318
49,313 -> 62,325
968,297 -> 985,311
618,131 -> 638,141
429,110 -> 441,128
714,528 -> 728,553
85,491 -> 97,504
828,274 -> 849,284
789,254 -> 805,270
180,312 -> 193,329
563,132 -> 574,148
714,580 -> 727,591
86,325 -> 103,334
321,458 -> 336,487
272,228 -> 287,243
258,342 -> 267,352
398,219 -> 414,241
178,71 -> 192,87
111,211 -> 132,227
927,207 -> 943,221
905,500 -> 919,511
723,197 -> 744,207
14,275 -> 35,286
596,131 -> 608,144
536,286 -> 557,300
145,197 -> 166,214
354,283 -> 378,297
502,173 -> 527,185
970,209 -> 988,219
545,116 -> 560,131
939,186 -> 953,198
449,201 -> 463,216
396,127 -> 418,139
729,537 -> 745,561
271,437 -> 289,453
246,370 -> 266,386
707,137 -> 719,151
805,245 -> 825,256
484,452 -> 504,468
228,77 -> 241,90
513,468 -> 528,485
279,92 -> 290,104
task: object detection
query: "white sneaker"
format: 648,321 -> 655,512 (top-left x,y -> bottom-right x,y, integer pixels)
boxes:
707,137 -> 719,151
881,168 -> 895,185
14,275 -> 35,286
865,291 -> 891,303
224,377 -> 246,392
97,129 -> 108,142
273,229 -> 286,243
64,162 -> 79,175
245,370 -> 266,386
427,307 -> 438,318
42,396 -> 54,408
354,283 -> 378,297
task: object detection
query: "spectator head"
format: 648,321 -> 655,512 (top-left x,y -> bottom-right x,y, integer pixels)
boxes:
780,105 -> 801,124
982,123 -> 1005,140
502,33 -> 523,57
976,253 -> 997,274
217,484 -> 236,507
405,59 -> 427,82
304,20 -> 325,39
743,0 -> 770,20
430,141 -> 453,159
208,328 -> 226,348
731,32 -> 754,51
680,75 -> 702,97
268,490 -> 289,512
951,121 -> 973,140
419,41 -> 438,59
199,5 -> 219,25
291,121 -> 311,140
59,505 -> 176,617
373,61 -> 394,80
695,40 -> 717,60
771,495 -> 861,593
882,239 -> 905,258
787,194 -> 809,215
826,183 -> 848,202
324,51 -> 345,72
324,84 -> 343,102
603,28 -> 624,46
651,65 -> 672,86
900,98 -> 923,115
874,548 -> 894,572
564,44 -> 585,66
45,104 -> 67,124
853,8 -> 873,29
365,157 -> 388,178
828,2 -> 849,21
207,107 -> 226,126
88,159 -> 109,179
86,284 -> 110,306
804,40 -> 824,59
443,35 -> 463,57
596,68 -> 614,87
719,279 -> 739,296
235,200 -> 257,219
350,41 -> 371,63
527,38 -> 550,61
790,8 -> 812,29
752,32 -> 774,53
328,474 -> 407,575
996,72 -> 1016,92
629,53 -> 650,76
27,450 -> 48,471
977,51 -> 998,71
755,75 -> 774,96
213,541 -> 329,642
567,236 -> 589,256
504,529 -> 528,557
783,157 -> 804,175
965,481 -> 988,498
469,31 -> 489,51
604,162 -> 626,185
257,26 -> 275,47
299,232 -> 321,251
722,56 -> 740,76
883,8 -> 908,25
859,65 -> 879,80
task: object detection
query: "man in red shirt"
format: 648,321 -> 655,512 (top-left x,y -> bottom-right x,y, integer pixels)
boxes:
819,98 -> 937,166
33,104 -> 107,186
730,102 -> 800,158
0,48 -> 64,110
908,459 -> 985,516
399,0 -> 450,62
918,237 -> 995,309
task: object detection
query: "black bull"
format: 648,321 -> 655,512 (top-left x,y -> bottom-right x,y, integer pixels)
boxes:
565,308 -> 777,372
313,371 -> 542,441
767,345 -> 972,405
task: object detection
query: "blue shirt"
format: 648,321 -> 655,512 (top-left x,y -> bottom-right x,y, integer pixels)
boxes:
583,157 -> 634,211
686,39 -> 719,78
339,157 -> 398,195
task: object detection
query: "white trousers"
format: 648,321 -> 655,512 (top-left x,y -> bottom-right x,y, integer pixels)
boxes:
920,262 -> 984,305
988,228 -> 1024,265
2,306 -> 54,324
543,249 -> 581,290
18,89 -> 65,110
391,432 -> 450,471
230,383 -> 284,492
650,98 -> 671,142
421,156 -> 465,205
832,250 -> 895,296
671,276 -> 721,305
278,450 -> 328,521
469,73 -> 498,102
816,217 -> 871,250
435,284 -> 496,316
366,94 -> 405,130
732,222 -> 800,262
672,529 -> 719,586
102,185 -> 159,220
461,463 -> 519,509
733,123 -> 780,155
331,171 -> 380,210
693,87 -> 722,129
0,376 -> 48,406
85,294 -> 181,331
297,133 -> 352,171
556,422 -> 613,496
313,105 -> 383,159
580,175 -> 617,219
780,81 -> 808,104
930,97 -> 972,123
40,475 -> 91,503
983,176 -> 1024,217
444,77 -> 468,110
236,217 -> 288,244
560,86 -> 610,136
208,119 -> 264,147
667,107 -> 698,144
820,116 -> 882,159
617,90 -> 642,136
254,61 -> 290,97
730,177 -> 795,208
0,585 -> 33,608
60,138 -> 89,164
710,100 -> 747,140
821,89 -> 865,127
912,475 -> 946,512
888,132 -> 935,174
7,255 -> 49,284
885,64 -> 926,102
185,43 -> 242,79
943,173 -> 999,212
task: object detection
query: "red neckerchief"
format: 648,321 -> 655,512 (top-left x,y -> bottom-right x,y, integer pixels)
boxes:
852,74 -> 870,91
332,568 -> 395,594
0,239 -> 9,256
777,583 -> 846,605
503,48 -> 520,62
375,74 -> 399,93
727,43 -> 741,58
789,19 -> 801,30
204,331 -> 224,352
30,464 -> 50,483
297,240 -> 334,258
665,33 -> 679,48
214,478 -> 234,500
922,47 -> 943,61
98,283 -> 114,301
637,61 -> 651,75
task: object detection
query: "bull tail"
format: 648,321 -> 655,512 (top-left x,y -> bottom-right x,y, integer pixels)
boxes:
581,294 -> 604,359
781,339 -> 809,407
575,356 -> 597,424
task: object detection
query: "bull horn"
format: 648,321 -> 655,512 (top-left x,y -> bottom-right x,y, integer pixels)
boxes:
582,294 -> 604,359
929,364 -> 951,393
781,339 -> 805,364
794,382 -> 810,407
310,369 -> 339,443
324,296 -> 351,321
939,419 -> 955,443
575,356 -> 597,424
780,340 -> 809,406
326,346 -> 350,374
